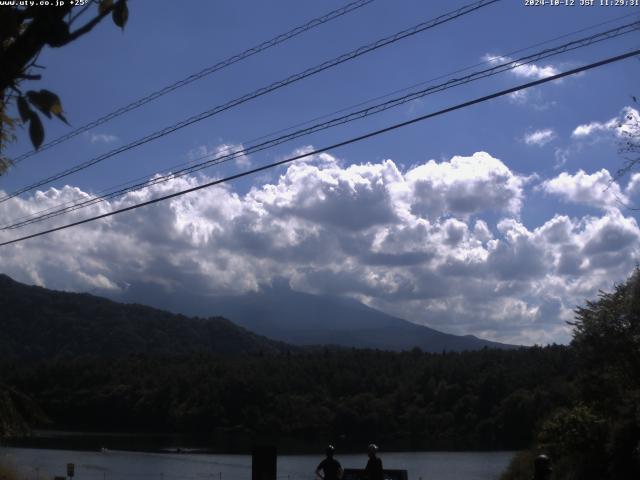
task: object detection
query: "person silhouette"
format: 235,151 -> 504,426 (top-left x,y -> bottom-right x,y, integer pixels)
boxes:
364,444 -> 383,480
316,445 -> 343,480
533,454 -> 552,480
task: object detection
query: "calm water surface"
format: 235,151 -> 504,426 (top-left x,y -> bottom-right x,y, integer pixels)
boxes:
1,447 -> 513,480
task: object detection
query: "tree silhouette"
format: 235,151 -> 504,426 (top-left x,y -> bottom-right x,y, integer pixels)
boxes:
0,0 -> 129,174
615,97 -> 640,183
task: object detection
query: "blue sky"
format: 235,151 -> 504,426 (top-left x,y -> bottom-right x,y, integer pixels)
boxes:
1,0 -> 640,345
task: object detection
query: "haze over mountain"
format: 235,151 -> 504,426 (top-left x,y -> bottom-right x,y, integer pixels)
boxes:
0,272 -> 514,357
109,279 -> 515,352
0,274 -> 286,361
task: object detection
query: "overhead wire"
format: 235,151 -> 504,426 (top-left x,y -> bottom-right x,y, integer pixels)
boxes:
1,47 -> 638,247
12,8 -> 636,224
0,0 -> 501,203
10,0 -> 377,164
3,19 -> 638,231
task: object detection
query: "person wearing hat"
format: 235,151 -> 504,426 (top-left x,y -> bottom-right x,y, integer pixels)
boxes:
316,445 -> 343,480
364,444 -> 383,480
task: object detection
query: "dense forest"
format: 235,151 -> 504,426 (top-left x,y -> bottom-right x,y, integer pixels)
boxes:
0,345 -> 573,451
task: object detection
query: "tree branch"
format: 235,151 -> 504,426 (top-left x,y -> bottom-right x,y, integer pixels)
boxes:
63,0 -> 121,45
16,73 -> 42,81
68,0 -> 98,27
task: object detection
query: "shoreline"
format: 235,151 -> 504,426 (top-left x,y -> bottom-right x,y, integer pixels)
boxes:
0,447 -> 516,480
2,430 -> 521,456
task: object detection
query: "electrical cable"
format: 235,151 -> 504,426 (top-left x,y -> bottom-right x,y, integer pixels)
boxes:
1,47 -> 637,247
3,20 -> 637,231
10,0 -> 377,164
0,0 -> 500,203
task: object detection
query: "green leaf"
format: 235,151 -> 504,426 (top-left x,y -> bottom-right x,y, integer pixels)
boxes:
55,111 -> 70,126
36,89 -> 60,109
48,96 -> 70,125
45,19 -> 70,48
112,0 -> 129,30
27,90 -> 50,118
99,0 -> 114,15
26,89 -> 64,120
28,112 -> 44,150
17,96 -> 32,123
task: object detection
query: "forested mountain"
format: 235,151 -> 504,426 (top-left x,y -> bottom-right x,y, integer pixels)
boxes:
110,279 -> 514,352
1,273 -> 513,357
0,274 -> 286,361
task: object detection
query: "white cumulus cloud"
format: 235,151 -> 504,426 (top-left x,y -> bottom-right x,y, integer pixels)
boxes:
406,152 -> 526,219
483,54 -> 562,105
187,142 -> 250,168
524,129 -> 556,146
572,106 -> 639,139
89,133 -> 118,144
1,152 -> 638,346
484,54 -> 560,79
540,169 -> 625,210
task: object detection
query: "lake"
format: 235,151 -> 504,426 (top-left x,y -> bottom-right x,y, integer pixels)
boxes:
0,447 -> 514,480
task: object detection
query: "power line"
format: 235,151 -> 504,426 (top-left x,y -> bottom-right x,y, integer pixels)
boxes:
0,0 -> 500,203
204,10 -> 640,144
10,0 -> 376,164
2,19 -> 634,231
4,20 -> 637,231
1,48 -> 637,248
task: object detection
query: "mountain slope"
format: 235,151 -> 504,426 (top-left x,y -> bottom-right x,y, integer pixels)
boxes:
112,280 -> 515,352
0,274 -> 286,361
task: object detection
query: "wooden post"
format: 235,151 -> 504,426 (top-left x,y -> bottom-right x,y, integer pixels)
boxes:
252,446 -> 277,480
